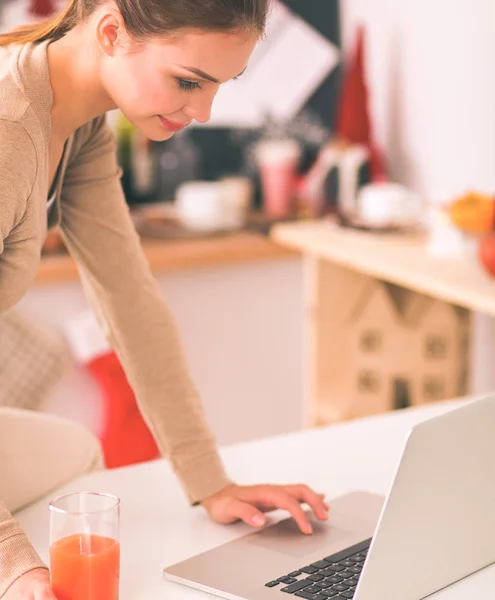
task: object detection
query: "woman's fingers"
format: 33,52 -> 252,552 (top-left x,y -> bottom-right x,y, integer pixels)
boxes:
271,492 -> 314,534
237,484 -> 329,523
318,492 -> 331,510
204,494 -> 267,528
285,484 -> 330,520
202,483 -> 330,535
35,586 -> 59,600
238,487 -> 314,534
226,498 -> 267,528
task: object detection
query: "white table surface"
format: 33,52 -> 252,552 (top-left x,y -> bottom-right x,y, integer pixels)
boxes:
16,397 -> 495,599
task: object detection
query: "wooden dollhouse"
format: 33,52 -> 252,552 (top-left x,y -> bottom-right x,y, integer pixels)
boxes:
400,292 -> 470,407
316,280 -> 470,425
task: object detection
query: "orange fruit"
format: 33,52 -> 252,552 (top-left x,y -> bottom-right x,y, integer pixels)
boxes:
448,191 -> 495,233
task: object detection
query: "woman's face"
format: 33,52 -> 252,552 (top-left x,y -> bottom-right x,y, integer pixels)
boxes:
100,28 -> 258,141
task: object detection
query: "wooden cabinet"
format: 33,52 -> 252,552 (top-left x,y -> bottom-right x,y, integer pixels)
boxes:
272,220 -> 494,427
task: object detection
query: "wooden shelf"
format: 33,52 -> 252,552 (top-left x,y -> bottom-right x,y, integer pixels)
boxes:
271,220 -> 495,318
35,232 -> 297,285
271,219 -> 495,428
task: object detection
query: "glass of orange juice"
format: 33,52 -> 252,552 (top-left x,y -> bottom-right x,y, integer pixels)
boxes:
49,492 -> 120,600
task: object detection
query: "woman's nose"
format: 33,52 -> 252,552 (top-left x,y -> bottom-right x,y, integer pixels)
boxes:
183,89 -> 217,124
183,103 -> 211,124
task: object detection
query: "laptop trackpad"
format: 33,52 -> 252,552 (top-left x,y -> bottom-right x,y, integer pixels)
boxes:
245,491 -> 384,560
246,516 -> 354,559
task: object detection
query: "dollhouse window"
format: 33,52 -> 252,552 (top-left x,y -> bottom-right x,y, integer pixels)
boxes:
425,336 -> 447,359
423,377 -> 445,399
360,330 -> 382,353
394,378 -> 410,410
358,370 -> 380,393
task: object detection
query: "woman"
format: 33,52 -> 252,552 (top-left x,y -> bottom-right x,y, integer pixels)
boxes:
0,0 -> 329,596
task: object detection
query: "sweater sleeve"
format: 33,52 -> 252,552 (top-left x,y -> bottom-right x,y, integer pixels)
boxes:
0,503 -> 46,595
0,119 -> 40,314
59,116 -> 233,504
0,121 -> 47,591
0,120 -> 36,246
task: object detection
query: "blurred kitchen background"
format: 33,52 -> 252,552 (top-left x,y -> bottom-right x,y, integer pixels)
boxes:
2,0 -> 495,469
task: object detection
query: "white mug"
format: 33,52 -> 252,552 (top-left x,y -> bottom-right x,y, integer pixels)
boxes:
357,182 -> 422,225
175,181 -> 225,231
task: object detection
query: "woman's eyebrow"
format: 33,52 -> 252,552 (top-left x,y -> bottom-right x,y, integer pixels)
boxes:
179,65 -> 248,83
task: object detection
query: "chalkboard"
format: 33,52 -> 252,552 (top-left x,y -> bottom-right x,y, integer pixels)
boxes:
282,0 -> 341,127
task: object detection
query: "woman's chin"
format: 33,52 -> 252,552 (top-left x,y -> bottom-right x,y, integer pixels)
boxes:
148,128 -> 175,142
139,125 -> 174,142
131,117 -> 176,142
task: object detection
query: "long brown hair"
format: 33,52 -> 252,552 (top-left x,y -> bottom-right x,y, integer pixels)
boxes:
0,0 -> 269,47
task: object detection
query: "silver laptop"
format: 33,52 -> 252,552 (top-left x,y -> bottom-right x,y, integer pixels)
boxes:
164,395 -> 495,600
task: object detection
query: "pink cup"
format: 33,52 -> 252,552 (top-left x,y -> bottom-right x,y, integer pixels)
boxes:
255,139 -> 301,219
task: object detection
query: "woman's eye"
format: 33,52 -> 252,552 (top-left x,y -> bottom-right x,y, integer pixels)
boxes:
177,78 -> 201,92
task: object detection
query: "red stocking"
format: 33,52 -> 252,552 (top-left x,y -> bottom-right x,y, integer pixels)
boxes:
66,312 -> 159,468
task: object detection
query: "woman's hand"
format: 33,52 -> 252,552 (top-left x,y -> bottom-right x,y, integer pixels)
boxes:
1,568 -> 57,599
201,484 -> 330,535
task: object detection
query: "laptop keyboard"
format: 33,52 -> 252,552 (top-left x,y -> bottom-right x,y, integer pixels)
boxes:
264,538 -> 371,600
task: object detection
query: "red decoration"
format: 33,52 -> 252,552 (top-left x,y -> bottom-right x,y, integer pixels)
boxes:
479,232 -> 495,278
334,25 -> 386,181
86,352 -> 160,469
29,0 -> 56,18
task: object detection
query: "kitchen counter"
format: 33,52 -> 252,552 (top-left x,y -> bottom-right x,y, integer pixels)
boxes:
35,231 -> 297,285
271,220 -> 495,316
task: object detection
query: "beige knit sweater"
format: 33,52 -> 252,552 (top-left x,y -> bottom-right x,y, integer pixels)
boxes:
0,40 -> 232,589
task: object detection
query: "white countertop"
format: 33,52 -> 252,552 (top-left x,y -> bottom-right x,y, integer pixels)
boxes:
16,397 -> 495,599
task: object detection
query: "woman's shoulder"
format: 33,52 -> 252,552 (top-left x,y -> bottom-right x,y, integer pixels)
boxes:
0,44 -> 38,173
0,46 -> 39,218
0,120 -> 37,219
0,41 -> 53,148
0,44 -> 31,123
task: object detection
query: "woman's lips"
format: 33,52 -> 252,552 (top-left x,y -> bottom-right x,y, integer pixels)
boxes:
158,116 -> 188,131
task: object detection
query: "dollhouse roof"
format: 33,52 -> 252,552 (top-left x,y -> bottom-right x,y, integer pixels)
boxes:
401,293 -> 466,328
349,281 -> 467,331
349,280 -> 401,324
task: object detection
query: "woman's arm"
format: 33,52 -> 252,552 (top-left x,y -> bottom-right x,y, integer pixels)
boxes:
0,503 -> 46,596
0,120 -> 39,314
0,121 -> 48,590
59,116 -> 233,504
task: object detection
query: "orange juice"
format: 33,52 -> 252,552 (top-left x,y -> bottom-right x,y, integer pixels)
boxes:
50,533 -> 120,600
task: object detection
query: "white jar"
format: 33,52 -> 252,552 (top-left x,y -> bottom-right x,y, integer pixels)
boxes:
358,182 -> 422,226
175,181 -> 225,231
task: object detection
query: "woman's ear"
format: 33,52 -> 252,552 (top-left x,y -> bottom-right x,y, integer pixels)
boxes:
94,6 -> 131,56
